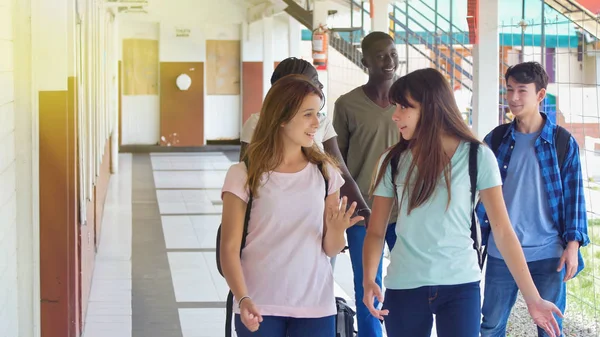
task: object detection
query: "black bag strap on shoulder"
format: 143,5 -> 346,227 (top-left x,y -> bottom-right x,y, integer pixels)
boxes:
468,142 -> 485,270
555,125 -> 571,170
224,159 -> 253,337
391,153 -> 400,198
317,163 -> 329,198
490,123 -> 511,154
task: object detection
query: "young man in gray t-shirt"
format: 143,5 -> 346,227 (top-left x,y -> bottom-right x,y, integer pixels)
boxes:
332,31 -> 400,337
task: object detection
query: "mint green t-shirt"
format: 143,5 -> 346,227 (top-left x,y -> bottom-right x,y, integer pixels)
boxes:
373,141 -> 502,289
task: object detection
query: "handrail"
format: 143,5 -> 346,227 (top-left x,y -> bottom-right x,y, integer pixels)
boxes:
389,15 -> 473,81
392,30 -> 472,91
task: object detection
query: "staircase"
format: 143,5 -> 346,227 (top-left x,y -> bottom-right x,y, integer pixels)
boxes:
282,0 -> 367,72
544,0 -> 600,39
281,0 -> 596,125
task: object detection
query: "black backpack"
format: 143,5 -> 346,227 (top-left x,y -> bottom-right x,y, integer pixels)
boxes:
390,142 -> 484,269
215,161 -> 329,337
335,297 -> 356,337
480,123 -> 572,266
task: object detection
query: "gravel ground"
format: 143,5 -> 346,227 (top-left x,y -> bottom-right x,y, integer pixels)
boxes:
505,293 -> 598,337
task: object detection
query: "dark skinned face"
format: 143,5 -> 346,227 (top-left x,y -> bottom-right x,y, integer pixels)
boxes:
362,38 -> 399,81
301,66 -> 324,90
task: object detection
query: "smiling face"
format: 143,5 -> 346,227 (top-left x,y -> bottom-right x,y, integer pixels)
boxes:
392,95 -> 421,140
281,93 -> 322,148
362,38 -> 399,81
506,76 -> 546,119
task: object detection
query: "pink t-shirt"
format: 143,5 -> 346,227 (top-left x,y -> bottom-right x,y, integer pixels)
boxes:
221,161 -> 345,318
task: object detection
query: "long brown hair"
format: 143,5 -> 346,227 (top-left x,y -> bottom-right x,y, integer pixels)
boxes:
371,68 -> 480,214
244,74 -> 338,196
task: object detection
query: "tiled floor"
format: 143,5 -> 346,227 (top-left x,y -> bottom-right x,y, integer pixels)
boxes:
82,151 -> 440,337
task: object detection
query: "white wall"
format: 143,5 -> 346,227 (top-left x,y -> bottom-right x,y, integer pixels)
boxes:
0,1 -> 19,336
118,20 -> 160,145
548,84 -> 600,124
117,0 -> 302,143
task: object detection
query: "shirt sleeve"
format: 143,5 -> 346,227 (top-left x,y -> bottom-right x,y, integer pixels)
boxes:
561,136 -> 590,246
372,151 -> 395,198
240,113 -> 259,143
221,163 -> 250,203
332,99 -> 349,160
477,145 -> 503,191
320,116 -> 338,142
325,164 -> 345,196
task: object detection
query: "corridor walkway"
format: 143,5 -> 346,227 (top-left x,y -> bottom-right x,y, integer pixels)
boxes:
82,152 -> 396,337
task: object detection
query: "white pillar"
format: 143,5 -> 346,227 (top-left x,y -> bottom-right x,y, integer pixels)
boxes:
111,16 -> 119,173
263,17 -> 274,98
372,0 -> 390,33
313,0 -> 329,114
288,16 -> 301,58
472,0 -> 500,139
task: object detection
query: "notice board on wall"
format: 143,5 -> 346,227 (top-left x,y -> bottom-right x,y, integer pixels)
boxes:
205,40 -> 240,95
122,38 -> 159,95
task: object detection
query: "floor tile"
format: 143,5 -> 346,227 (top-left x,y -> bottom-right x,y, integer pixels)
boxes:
162,216 -> 200,249
168,252 -> 222,302
190,215 -> 221,249
179,308 -> 237,337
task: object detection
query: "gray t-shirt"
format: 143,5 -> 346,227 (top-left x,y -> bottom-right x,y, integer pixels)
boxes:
333,87 -> 400,224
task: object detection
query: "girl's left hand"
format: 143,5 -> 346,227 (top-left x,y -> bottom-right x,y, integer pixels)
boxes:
326,196 -> 364,231
526,297 -> 563,337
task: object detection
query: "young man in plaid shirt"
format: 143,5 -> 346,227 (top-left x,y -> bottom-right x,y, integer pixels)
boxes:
477,61 -> 589,337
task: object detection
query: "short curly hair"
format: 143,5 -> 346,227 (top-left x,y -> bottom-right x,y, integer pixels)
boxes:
505,61 -> 549,92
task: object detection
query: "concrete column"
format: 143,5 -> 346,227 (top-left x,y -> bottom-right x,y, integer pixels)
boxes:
263,17 -> 274,98
372,0 -> 390,33
313,0 -> 329,114
288,16 -> 301,58
471,0 -> 500,139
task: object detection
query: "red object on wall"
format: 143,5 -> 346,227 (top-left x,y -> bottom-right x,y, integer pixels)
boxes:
466,0 -> 478,44
578,0 -> 600,15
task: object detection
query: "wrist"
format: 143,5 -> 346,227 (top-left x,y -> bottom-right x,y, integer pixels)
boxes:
238,296 -> 251,308
567,241 -> 580,249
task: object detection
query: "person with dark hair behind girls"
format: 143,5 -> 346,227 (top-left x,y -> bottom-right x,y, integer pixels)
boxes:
363,67 -> 563,337
331,31 -> 399,337
240,57 -> 370,266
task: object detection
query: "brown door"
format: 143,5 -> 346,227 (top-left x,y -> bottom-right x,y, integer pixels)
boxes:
160,63 -> 205,146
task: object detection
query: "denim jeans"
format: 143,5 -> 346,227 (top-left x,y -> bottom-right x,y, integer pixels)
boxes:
346,222 -> 397,337
234,314 -> 335,337
481,256 -> 566,337
382,281 -> 482,337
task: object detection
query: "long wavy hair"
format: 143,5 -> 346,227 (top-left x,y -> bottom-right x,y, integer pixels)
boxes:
371,68 -> 480,214
244,74 -> 338,196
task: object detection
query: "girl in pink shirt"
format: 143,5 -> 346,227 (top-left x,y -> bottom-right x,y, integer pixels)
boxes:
220,74 -> 363,337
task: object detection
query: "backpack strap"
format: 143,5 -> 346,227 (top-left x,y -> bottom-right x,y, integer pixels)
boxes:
555,125 -> 571,170
391,153 -> 400,198
490,123 -> 511,154
317,163 -> 329,198
468,142 -> 484,270
225,159 -> 254,337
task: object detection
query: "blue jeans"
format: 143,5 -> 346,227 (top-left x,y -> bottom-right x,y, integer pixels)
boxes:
234,314 -> 335,337
481,256 -> 566,337
382,281 -> 482,337
346,222 -> 397,337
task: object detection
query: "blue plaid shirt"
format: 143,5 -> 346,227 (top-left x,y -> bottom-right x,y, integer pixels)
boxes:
476,113 -> 590,277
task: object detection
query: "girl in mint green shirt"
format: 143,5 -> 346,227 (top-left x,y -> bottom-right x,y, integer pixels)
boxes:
361,68 -> 562,337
